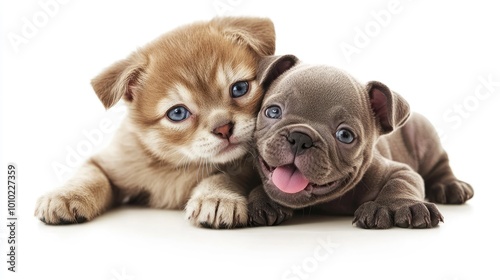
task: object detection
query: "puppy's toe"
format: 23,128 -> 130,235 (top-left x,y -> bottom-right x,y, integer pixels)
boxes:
424,203 -> 444,227
426,184 -> 447,204
248,201 -> 293,227
394,202 -> 443,229
446,181 -> 473,204
185,194 -> 248,229
34,192 -> 93,225
247,186 -> 293,227
393,206 -> 409,228
427,180 -> 473,204
353,201 -> 393,229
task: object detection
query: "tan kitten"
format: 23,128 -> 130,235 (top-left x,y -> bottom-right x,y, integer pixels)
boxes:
34,17 -> 275,229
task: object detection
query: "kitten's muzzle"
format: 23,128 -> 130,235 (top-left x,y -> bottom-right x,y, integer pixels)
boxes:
212,122 -> 234,140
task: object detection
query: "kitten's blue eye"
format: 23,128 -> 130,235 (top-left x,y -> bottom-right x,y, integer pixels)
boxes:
231,81 -> 249,98
265,105 -> 282,119
167,106 -> 191,122
336,129 -> 355,144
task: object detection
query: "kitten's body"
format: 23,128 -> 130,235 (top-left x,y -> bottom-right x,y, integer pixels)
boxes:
35,17 -> 275,228
94,119 -> 207,209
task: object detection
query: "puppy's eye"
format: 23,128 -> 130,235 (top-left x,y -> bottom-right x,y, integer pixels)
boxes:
336,129 -> 355,144
166,106 -> 191,122
265,105 -> 282,119
231,81 -> 249,98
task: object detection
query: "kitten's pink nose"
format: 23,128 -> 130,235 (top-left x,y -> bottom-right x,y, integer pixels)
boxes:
212,122 -> 234,140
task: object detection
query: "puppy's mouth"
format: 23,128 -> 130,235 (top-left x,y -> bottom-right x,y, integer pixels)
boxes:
259,157 -> 343,196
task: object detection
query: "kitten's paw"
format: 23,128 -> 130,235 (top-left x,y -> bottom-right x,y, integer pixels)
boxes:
185,193 -> 248,229
34,191 -> 96,225
248,189 -> 293,226
427,180 -> 474,204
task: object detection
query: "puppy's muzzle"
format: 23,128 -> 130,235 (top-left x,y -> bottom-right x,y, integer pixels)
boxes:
287,131 -> 313,156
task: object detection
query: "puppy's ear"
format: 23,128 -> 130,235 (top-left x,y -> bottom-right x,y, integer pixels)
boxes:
367,81 -> 410,134
211,17 -> 276,56
258,55 -> 299,91
91,52 -> 147,109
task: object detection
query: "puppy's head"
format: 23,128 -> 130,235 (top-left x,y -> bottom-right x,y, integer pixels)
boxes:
91,17 -> 275,165
255,55 -> 410,208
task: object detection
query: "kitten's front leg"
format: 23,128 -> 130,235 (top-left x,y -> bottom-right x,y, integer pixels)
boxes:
185,173 -> 249,229
35,158 -> 115,224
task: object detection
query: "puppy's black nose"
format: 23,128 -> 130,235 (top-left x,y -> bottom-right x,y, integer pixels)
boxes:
288,132 -> 313,155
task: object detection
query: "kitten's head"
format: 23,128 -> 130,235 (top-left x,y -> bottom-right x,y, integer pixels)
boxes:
91,17 -> 275,165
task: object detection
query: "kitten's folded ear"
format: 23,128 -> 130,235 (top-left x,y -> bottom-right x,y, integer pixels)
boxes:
367,81 -> 410,134
91,52 -> 147,109
258,55 -> 299,91
211,17 -> 276,56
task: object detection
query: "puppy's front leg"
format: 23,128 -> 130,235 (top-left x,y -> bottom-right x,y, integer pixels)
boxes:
185,173 -> 249,229
35,158 -> 114,224
248,186 -> 294,226
353,161 -> 443,229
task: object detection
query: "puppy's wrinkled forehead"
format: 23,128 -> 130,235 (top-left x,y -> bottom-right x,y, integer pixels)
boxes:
266,65 -> 368,121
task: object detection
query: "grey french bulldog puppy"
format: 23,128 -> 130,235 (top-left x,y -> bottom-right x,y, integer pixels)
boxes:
248,55 -> 473,229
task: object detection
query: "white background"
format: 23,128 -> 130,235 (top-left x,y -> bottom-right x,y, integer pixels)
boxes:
1,1 -> 500,280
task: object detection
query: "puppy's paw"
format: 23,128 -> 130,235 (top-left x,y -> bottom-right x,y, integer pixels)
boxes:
393,202 -> 443,228
247,186 -> 293,226
185,193 -> 248,229
427,180 -> 474,204
34,191 -> 97,225
248,199 -> 293,227
354,201 -> 443,229
353,201 -> 393,229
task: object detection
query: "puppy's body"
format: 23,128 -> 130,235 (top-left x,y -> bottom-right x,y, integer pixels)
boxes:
35,18 -> 275,228
249,56 -> 473,229
317,113 -> 461,215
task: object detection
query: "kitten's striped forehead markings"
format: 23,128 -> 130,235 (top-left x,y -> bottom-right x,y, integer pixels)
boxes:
150,65 -> 257,162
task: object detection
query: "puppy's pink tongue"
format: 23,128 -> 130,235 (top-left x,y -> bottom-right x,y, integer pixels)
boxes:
272,165 -> 310,194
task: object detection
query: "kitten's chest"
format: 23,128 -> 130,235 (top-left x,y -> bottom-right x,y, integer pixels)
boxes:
97,151 -> 217,209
